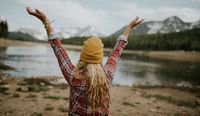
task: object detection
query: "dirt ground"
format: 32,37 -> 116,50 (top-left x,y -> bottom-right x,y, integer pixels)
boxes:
0,75 -> 200,116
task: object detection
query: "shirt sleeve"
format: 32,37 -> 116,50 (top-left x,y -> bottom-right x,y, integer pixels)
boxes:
49,32 -> 75,84
104,35 -> 128,83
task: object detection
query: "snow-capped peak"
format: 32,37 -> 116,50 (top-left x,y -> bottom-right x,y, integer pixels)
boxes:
146,16 -> 194,34
15,26 -> 105,40
164,16 -> 183,23
112,16 -> 200,36
191,20 -> 200,28
56,26 -> 105,38
78,26 -> 104,37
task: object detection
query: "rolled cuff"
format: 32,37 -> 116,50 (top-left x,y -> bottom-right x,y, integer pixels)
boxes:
117,35 -> 128,42
48,32 -> 63,40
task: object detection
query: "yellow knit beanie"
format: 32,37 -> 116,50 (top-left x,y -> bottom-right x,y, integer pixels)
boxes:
80,37 -> 104,64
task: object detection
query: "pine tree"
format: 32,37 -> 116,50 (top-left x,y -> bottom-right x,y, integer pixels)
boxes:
0,20 -> 9,38
0,22 -> 2,38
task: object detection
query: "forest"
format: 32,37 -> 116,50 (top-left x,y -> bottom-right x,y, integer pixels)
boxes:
62,28 -> 200,51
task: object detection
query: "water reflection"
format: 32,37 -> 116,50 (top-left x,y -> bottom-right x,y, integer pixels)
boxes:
0,46 -> 200,86
118,55 -> 200,86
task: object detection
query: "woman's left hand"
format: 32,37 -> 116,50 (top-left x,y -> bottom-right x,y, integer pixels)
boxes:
123,16 -> 144,36
128,16 -> 144,29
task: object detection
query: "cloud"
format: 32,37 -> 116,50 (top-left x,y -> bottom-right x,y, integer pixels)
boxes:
112,1 -> 200,22
16,0 -> 108,33
192,0 -> 200,2
13,0 -> 200,35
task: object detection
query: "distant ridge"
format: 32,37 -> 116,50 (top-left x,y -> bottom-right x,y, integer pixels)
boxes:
111,16 -> 200,37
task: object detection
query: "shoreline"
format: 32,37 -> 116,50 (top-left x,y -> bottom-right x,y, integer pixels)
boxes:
0,75 -> 200,115
1,39 -> 200,115
1,38 -> 200,62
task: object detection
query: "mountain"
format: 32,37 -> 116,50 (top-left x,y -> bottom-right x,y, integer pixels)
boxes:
57,26 -> 105,38
16,26 -> 104,40
111,16 -> 200,37
16,27 -> 46,40
8,31 -> 38,41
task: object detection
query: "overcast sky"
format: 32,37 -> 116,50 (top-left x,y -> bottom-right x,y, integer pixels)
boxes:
0,0 -> 200,35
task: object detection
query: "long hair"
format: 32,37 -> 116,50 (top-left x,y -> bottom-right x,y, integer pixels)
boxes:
75,61 -> 110,110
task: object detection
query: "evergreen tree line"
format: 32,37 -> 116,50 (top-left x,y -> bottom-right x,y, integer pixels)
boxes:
0,21 -> 9,38
62,28 -> 200,51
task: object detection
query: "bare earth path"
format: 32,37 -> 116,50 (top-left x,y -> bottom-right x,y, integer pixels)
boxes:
0,76 -> 200,116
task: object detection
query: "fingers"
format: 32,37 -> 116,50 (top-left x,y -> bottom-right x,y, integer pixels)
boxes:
26,7 -> 34,14
136,18 -> 145,25
35,9 -> 46,17
35,9 -> 43,14
133,16 -> 144,24
134,16 -> 140,22
128,16 -> 144,29
26,7 -> 38,16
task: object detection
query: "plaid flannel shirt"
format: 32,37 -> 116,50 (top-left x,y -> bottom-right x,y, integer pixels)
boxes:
49,32 -> 128,116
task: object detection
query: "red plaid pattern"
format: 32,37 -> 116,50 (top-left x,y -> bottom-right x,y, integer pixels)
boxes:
49,34 -> 127,116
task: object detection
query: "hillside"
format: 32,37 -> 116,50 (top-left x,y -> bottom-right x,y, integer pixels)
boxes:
61,28 -> 200,51
103,28 -> 200,51
112,16 -> 200,37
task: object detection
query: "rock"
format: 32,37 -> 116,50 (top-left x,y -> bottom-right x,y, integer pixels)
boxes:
47,86 -> 53,89
21,86 -> 29,92
1,84 -> 10,89
145,97 -> 156,104
16,86 -> 29,92
28,85 -> 40,92
177,81 -> 192,88
149,108 -> 157,112
31,112 -> 43,116
39,82 -> 45,86
150,97 -> 156,102
3,91 -> 11,95
13,93 -> 20,98
156,105 -> 161,109
0,84 -> 10,93
196,99 -> 200,105
17,81 -> 28,86
196,86 -> 200,89
49,78 -> 67,85
28,84 -> 49,92
135,91 -> 142,96
135,102 -> 141,105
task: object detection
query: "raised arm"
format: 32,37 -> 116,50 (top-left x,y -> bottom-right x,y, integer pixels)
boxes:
105,17 -> 144,82
26,7 -> 75,84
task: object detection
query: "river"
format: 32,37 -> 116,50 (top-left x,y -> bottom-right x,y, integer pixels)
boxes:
0,45 -> 200,86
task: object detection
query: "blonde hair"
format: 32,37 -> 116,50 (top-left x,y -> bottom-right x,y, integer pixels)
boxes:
75,61 -> 110,111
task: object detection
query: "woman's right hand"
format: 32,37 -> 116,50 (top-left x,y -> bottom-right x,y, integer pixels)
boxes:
26,7 -> 53,36
26,7 -> 48,24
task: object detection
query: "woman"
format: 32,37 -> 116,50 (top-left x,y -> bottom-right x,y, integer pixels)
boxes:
26,7 -> 144,116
